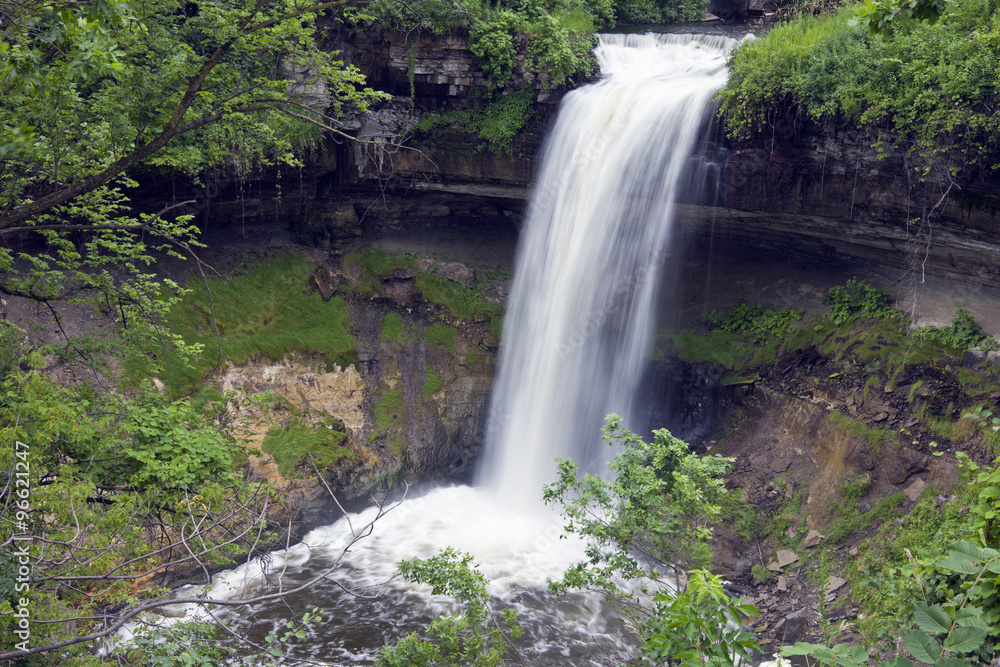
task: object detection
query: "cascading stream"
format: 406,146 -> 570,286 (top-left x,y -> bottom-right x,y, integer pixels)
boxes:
478,32 -> 735,507
114,33 -> 738,665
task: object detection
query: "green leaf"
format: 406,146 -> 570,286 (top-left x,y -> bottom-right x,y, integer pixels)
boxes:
950,541 -> 988,562
934,660 -> 972,667
905,629 -> 942,664
913,603 -> 953,634
936,556 -> 982,575
942,626 -> 988,653
882,658 -> 918,667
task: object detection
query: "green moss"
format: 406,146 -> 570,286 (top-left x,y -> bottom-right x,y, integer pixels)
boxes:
381,312 -> 409,344
375,389 -> 407,430
828,412 -> 896,454
262,418 -> 352,478
415,272 -> 500,323
162,251 -> 356,395
341,249 -> 503,331
670,329 -> 753,369
343,249 -> 416,298
388,434 -> 406,458
465,346 -> 481,368
957,366 -> 1000,396
425,324 -> 457,354
423,368 -> 444,398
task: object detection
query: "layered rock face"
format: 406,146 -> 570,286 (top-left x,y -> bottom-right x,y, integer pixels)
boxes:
135,28 -> 1000,291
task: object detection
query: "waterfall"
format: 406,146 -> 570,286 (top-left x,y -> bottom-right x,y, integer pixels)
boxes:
478,33 -> 735,506
110,33 -> 739,665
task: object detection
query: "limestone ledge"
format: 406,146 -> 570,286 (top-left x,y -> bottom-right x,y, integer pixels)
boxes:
220,359 -> 366,433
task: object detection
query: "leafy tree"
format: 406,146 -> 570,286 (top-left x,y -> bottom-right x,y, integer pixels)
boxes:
0,0 -> 388,227
0,352 -> 405,662
543,416 -> 758,665
377,547 -> 522,667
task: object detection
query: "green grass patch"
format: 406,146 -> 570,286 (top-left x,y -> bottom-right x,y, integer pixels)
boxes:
848,483 -> 977,643
670,329 -> 754,369
262,417 -> 351,478
465,346 -> 481,368
423,368 -> 444,398
827,491 -> 905,545
415,272 -> 500,323
162,252 -> 356,395
719,488 -> 807,548
425,324 -> 457,354
918,403 -> 978,442
828,412 -> 896,454
380,312 -> 409,345
342,249 -> 503,331
375,389 -> 407,430
344,249 -> 416,298
957,366 -> 1000,397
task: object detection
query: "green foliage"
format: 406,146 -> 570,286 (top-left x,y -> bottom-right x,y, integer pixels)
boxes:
642,569 -> 761,666
751,563 -> 772,584
720,0 -> 1000,179
963,405 -> 1000,433
544,417 -> 760,665
781,641 -> 872,667
707,298 -> 803,344
133,622 -> 227,667
823,279 -> 897,325
423,367 -> 445,398
344,249 -> 503,327
0,354 -> 272,660
163,251 -> 357,394
861,0 -> 948,34
0,183 -> 204,381
261,416 -> 351,478
0,320 -> 26,381
614,0 -> 707,23
414,272 -> 502,324
347,0 -> 598,93
524,9 -> 596,86
544,416 -> 733,583
921,306 -> 999,353
425,324 -> 458,354
0,0 -> 387,217
469,9 -> 524,87
827,490 -> 905,545
264,608 -> 324,660
117,392 -> 242,489
377,548 -> 521,667
458,89 -> 536,155
668,300 -> 803,371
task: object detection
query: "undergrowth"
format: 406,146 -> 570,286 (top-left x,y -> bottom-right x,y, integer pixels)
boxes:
142,252 -> 357,396
719,0 -> 1000,179
262,415 -> 352,478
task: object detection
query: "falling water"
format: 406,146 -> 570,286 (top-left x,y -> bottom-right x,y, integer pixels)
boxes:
478,33 -> 736,505
115,33 -> 738,665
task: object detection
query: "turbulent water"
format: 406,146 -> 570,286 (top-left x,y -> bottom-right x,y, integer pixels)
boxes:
123,33 -> 738,665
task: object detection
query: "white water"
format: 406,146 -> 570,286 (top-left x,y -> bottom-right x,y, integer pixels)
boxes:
477,33 -> 735,507
113,33 -> 737,664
